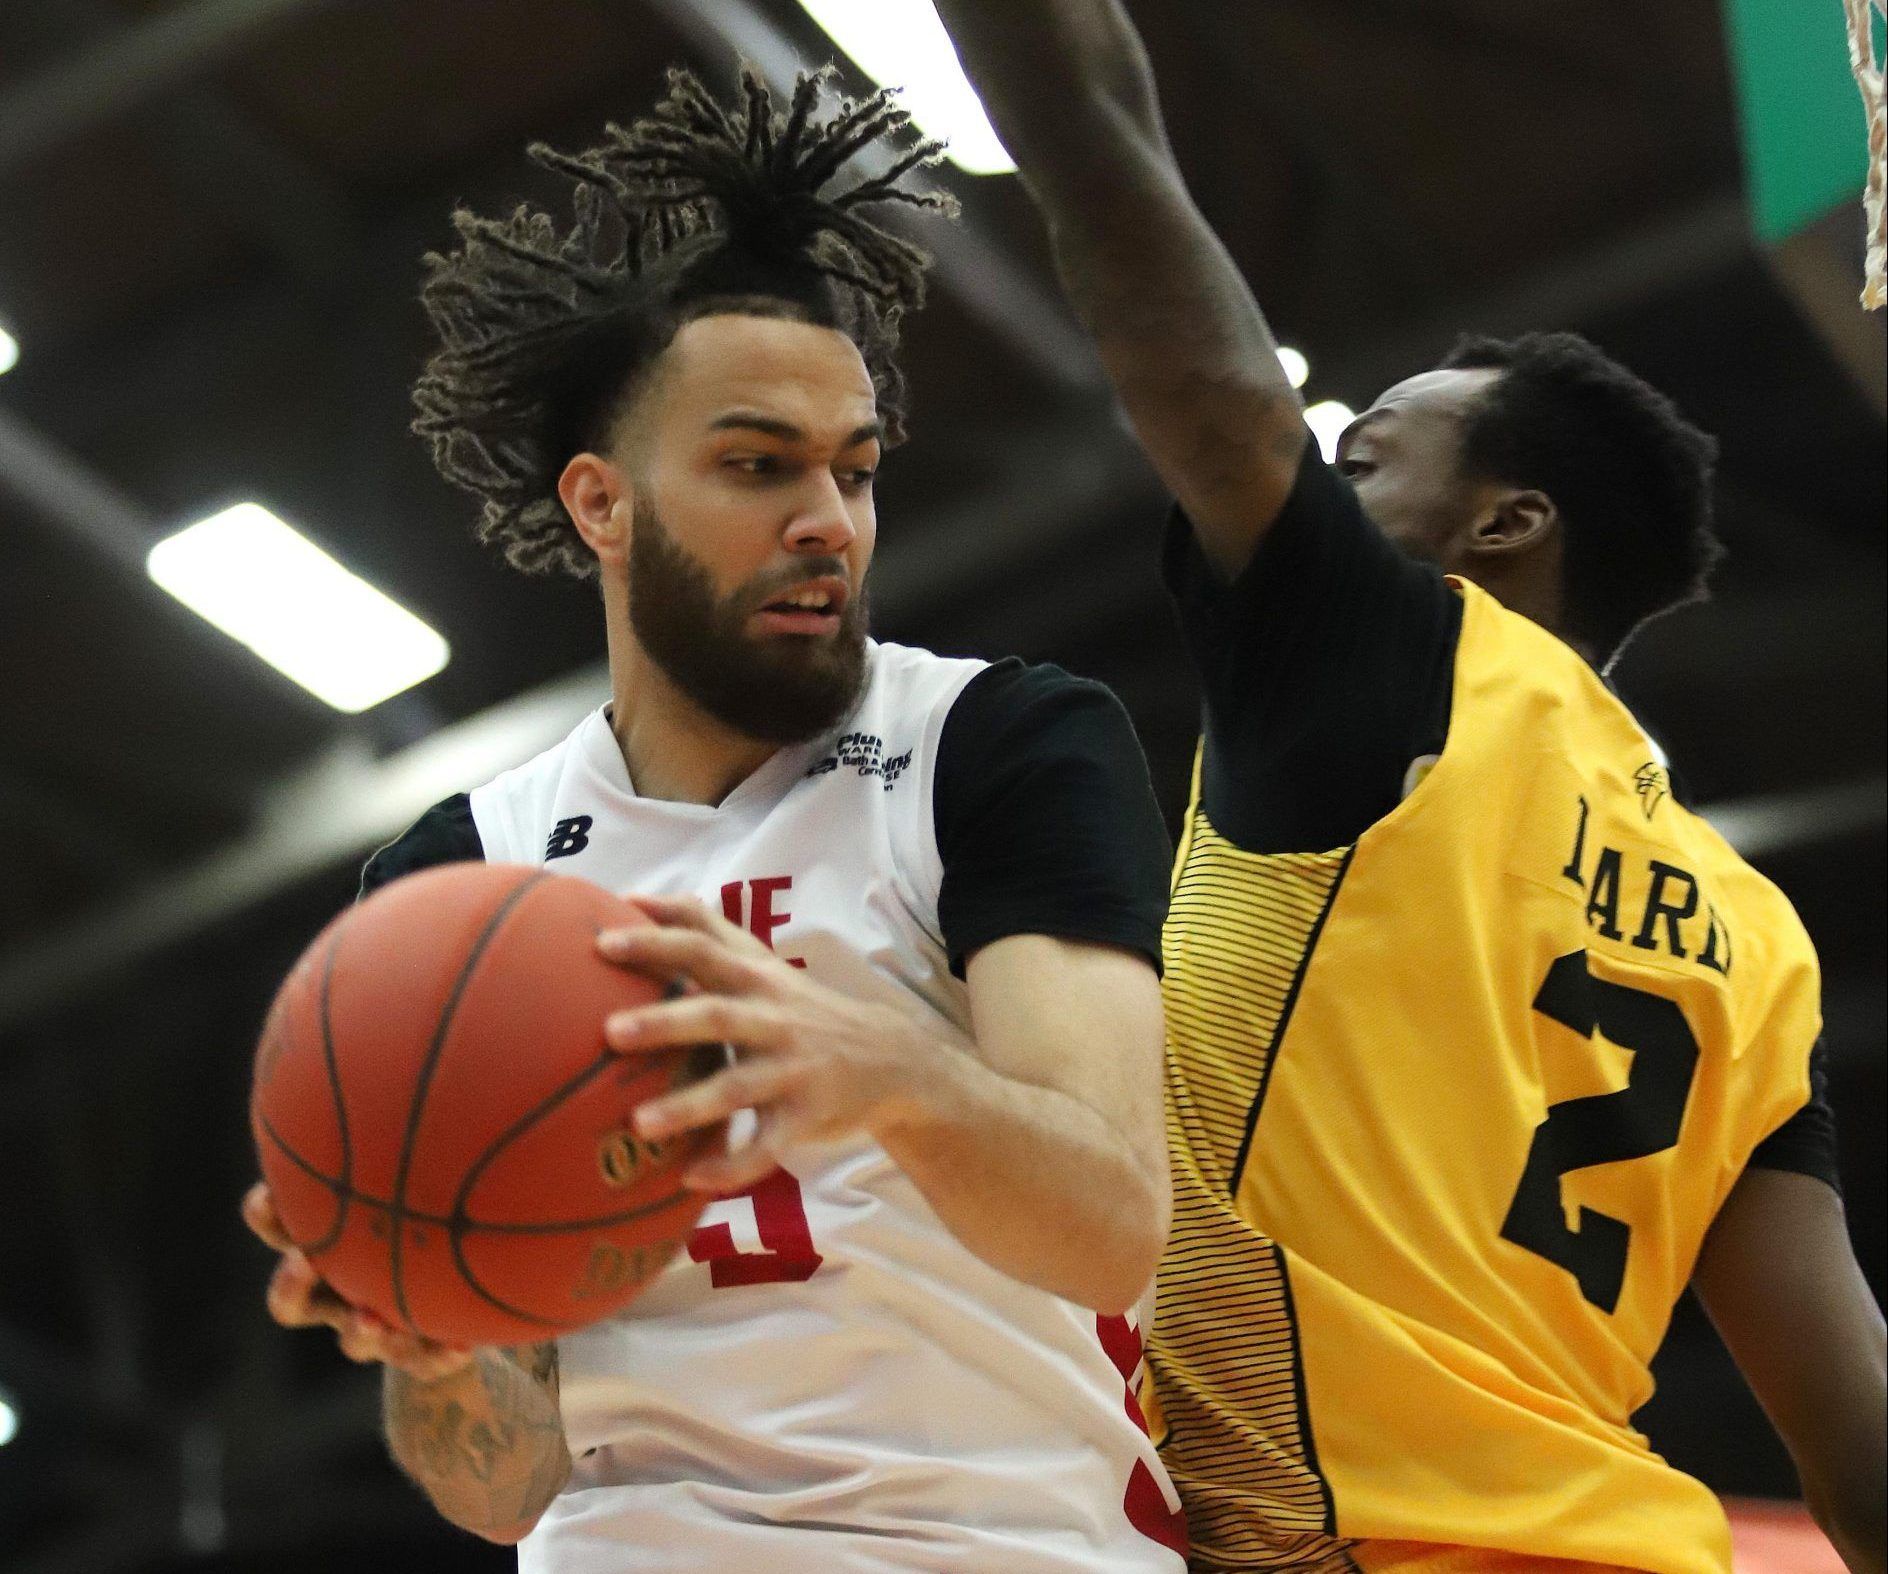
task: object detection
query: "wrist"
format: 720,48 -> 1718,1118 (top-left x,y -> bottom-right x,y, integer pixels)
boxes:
867,1018 -> 984,1149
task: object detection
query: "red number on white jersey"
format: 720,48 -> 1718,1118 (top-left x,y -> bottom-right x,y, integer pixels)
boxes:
686,1167 -> 824,1288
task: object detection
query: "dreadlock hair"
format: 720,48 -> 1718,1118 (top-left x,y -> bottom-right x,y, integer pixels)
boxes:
412,67 -> 954,579
1439,331 -> 1723,665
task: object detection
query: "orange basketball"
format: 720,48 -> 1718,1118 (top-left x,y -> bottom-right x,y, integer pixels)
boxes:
251,862 -> 718,1348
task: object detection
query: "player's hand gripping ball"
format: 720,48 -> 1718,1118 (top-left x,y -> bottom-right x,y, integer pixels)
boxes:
250,864 -> 722,1348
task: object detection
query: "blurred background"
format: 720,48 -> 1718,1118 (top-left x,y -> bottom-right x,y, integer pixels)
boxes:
0,2 -> 1880,1570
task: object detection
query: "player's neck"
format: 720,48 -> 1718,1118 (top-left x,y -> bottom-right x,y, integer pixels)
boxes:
607,641 -> 778,807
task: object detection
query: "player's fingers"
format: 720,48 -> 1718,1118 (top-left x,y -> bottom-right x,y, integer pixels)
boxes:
683,1135 -> 782,1194
350,1309 -> 474,1377
634,1057 -> 798,1143
598,924 -> 770,996
683,1110 -> 794,1194
241,1181 -> 293,1251
334,1316 -> 382,1364
605,995 -> 788,1058
626,893 -> 771,955
266,1253 -> 352,1331
390,1344 -> 479,1383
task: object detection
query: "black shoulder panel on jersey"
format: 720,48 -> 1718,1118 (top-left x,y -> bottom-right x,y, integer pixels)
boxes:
1163,439 -> 1462,854
358,792 -> 484,901
933,659 -> 1170,978
1746,1039 -> 1843,1195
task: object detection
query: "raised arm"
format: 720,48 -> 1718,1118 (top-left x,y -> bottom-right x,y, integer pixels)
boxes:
1691,1168 -> 1886,1573
935,0 -> 1304,578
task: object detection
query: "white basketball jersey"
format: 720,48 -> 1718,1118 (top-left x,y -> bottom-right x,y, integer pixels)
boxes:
466,641 -> 1185,1572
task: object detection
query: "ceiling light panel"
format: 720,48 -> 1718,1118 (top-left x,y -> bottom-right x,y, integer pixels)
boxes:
147,504 -> 449,714
798,0 -> 1015,175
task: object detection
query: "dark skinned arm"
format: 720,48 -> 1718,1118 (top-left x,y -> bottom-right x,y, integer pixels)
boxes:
935,0 -> 1304,579
1691,1168 -> 1886,1574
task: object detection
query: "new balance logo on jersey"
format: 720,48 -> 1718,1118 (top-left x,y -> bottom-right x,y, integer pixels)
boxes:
545,815 -> 593,860
806,732 -> 912,791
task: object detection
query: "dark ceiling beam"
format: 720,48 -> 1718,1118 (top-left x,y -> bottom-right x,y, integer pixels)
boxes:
7,1507 -> 176,1574
30,1037 -> 151,1417
0,0 -> 345,181
146,93 -> 361,289
0,1318 -> 154,1429
0,664 -> 607,1034
0,760 -> 155,878
1703,776 -> 1886,862
3,0 -> 361,289
0,404 -> 159,576
1766,207 -> 1888,420
1315,196 -> 1752,401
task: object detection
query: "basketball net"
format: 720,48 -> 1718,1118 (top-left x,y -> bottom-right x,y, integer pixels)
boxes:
1845,0 -> 1887,307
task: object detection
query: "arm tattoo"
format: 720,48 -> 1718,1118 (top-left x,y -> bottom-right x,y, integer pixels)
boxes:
384,1343 -> 569,1537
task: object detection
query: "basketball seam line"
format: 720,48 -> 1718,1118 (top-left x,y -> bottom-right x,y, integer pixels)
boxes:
257,1108 -> 700,1235
446,1045 -> 677,1326
304,925 -> 352,1258
386,871 -> 549,1331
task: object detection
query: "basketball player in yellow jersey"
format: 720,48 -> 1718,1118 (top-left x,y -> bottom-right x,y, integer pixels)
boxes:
935,3 -> 1887,1571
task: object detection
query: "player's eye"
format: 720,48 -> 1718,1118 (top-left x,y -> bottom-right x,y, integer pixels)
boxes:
1337,457 -> 1375,480
727,454 -> 783,477
837,466 -> 877,492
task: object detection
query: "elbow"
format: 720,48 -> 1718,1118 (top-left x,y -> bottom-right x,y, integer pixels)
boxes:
1090,1266 -> 1157,1319
1089,1169 -> 1170,1318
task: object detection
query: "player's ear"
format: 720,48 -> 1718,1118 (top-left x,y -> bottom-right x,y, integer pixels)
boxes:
559,452 -> 633,566
1468,488 -> 1557,558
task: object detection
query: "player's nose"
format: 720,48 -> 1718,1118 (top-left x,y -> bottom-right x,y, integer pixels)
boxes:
781,473 -> 857,555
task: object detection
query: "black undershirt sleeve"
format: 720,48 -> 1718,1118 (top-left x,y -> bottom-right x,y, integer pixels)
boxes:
358,792 -> 483,900
1746,1040 -> 1843,1195
933,660 -> 1171,979
1163,436 -> 1463,853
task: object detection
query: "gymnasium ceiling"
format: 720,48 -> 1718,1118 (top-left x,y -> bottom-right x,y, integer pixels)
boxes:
0,2 -> 1881,1570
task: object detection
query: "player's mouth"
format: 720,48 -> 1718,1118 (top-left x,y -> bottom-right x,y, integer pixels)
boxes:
750,576 -> 848,637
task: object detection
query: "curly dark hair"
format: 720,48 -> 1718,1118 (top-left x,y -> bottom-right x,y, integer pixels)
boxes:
412,67 -> 953,578
1440,331 -> 1723,663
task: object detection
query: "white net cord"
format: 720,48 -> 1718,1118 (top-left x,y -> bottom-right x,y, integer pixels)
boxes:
1844,0 -> 1887,307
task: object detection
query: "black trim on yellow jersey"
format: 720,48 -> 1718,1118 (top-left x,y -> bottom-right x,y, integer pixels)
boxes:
1229,842 -> 1358,1195
1276,1250 -> 1339,1541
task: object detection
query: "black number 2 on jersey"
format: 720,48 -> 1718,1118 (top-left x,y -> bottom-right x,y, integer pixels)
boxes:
1500,950 -> 1701,1314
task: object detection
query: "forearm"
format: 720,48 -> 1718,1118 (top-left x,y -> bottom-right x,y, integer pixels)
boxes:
1799,1329 -> 1885,1574
935,0 -> 1165,197
937,0 -> 1301,571
876,1041 -> 1167,1315
383,1344 -> 570,1544
944,0 -> 1277,385
1695,1168 -> 1886,1574
1808,1451 -> 1886,1574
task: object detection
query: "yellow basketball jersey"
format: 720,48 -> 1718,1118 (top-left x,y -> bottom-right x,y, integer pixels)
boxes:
1146,580 -> 1822,1573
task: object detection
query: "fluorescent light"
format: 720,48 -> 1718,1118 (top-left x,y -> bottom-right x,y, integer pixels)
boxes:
798,0 -> 1015,175
1276,346 -> 1309,389
1303,400 -> 1356,463
148,504 -> 449,714
0,1394 -> 16,1446
0,324 -> 18,377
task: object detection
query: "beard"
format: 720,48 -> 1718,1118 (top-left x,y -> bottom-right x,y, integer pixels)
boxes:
626,499 -> 870,746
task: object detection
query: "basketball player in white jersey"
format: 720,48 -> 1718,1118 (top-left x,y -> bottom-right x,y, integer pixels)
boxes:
241,69 -> 1189,1570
